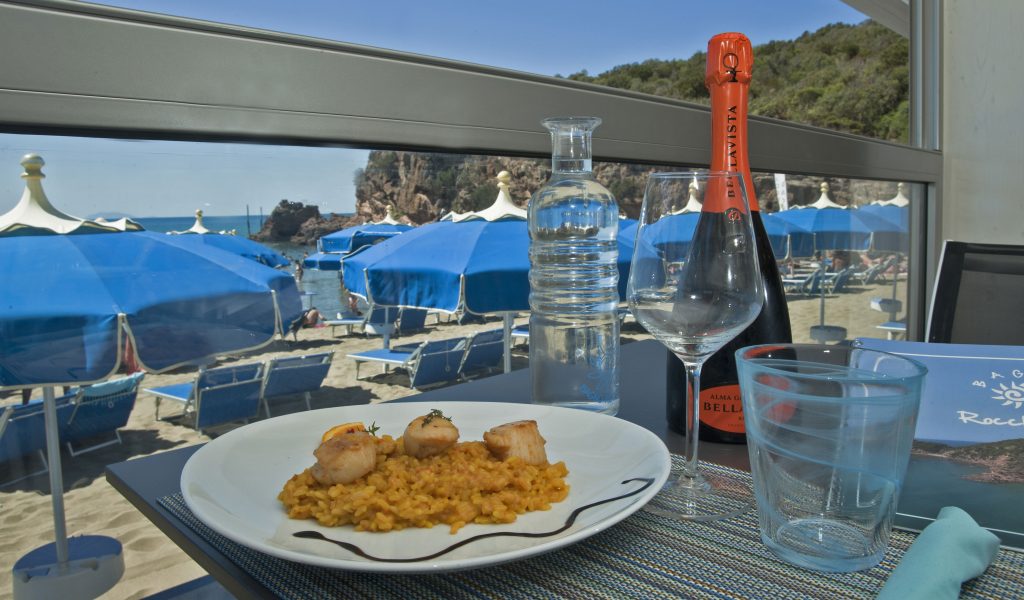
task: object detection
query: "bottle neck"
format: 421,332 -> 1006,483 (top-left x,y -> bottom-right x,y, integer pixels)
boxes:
546,120 -> 596,175
708,81 -> 760,212
550,133 -> 593,174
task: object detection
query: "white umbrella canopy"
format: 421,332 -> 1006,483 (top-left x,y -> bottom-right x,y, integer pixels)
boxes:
0,155 -> 143,236
798,181 -> 846,209
449,171 -> 527,222
874,182 -> 910,207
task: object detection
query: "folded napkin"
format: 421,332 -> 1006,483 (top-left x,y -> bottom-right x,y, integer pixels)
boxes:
877,506 -> 1000,600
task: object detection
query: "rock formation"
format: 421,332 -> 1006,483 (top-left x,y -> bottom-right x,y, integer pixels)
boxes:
252,153 -> 902,246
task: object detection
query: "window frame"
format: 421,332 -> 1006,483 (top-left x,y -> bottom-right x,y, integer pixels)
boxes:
0,0 -> 941,337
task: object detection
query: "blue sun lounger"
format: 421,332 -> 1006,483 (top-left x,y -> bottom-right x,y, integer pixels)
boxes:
147,363 -> 264,433
260,352 -> 333,417
349,337 -> 466,389
0,398 -> 74,487
63,372 -> 145,456
458,329 -> 504,380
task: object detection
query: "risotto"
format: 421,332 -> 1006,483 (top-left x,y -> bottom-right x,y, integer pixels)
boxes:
278,434 -> 570,534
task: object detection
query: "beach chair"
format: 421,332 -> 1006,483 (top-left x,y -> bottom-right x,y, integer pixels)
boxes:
349,337 -> 466,389
824,267 -> 855,294
458,329 -> 504,380
0,398 -> 74,487
147,363 -> 264,432
394,308 -> 428,336
63,372 -> 145,456
783,268 -> 824,296
323,306 -> 400,338
260,352 -> 333,417
510,323 -> 530,347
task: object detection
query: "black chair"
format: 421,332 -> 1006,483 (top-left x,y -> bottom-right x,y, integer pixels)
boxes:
926,241 -> 1024,344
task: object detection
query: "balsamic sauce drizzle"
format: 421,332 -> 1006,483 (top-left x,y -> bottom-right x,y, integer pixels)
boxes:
293,477 -> 655,563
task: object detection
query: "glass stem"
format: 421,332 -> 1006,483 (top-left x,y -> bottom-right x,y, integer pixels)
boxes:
683,359 -> 703,480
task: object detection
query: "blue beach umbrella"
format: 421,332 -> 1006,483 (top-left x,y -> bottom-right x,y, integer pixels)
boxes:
856,204 -> 909,253
621,212 -> 807,260
319,221 -> 411,254
2,230 -> 303,384
858,203 -> 909,229
761,213 -> 815,259
165,232 -> 290,268
303,251 -> 343,271
344,219 -> 635,313
164,210 -> 290,268
0,155 -> 303,597
771,206 -> 904,253
343,181 -> 634,372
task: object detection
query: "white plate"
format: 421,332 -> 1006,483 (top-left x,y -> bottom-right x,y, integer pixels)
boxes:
180,401 -> 671,573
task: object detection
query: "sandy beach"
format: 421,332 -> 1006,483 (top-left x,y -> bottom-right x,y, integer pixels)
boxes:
0,278 -> 904,599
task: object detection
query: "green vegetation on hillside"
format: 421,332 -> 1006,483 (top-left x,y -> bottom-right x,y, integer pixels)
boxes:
565,21 -> 908,143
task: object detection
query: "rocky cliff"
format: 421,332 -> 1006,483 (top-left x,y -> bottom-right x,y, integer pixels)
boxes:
353,150 -> 898,222
252,153 -> 898,245
251,199 -> 363,245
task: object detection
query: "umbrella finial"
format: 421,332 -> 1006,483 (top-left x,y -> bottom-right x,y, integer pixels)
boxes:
0,153 -> 122,236
451,170 -> 527,222
376,204 -> 401,225
820,181 -> 830,194
20,153 -> 45,180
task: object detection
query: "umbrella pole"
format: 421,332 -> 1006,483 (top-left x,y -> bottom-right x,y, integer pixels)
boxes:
819,280 -> 826,327
42,386 -> 69,569
502,313 -> 513,374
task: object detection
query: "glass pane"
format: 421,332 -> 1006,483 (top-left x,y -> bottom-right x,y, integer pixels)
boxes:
92,1 -> 904,142
0,135 -> 917,598
754,172 -> 915,344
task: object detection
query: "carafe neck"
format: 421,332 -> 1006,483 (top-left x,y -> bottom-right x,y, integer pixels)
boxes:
544,117 -> 599,175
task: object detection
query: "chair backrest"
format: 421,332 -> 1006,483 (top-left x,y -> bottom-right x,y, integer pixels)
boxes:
198,363 -> 263,390
396,308 -> 428,334
195,365 -> 265,430
363,305 -> 399,335
803,269 -> 823,295
66,372 -> 145,438
0,398 -> 74,464
927,241 -> 1024,344
409,338 -> 466,389
459,329 -> 504,375
831,267 -> 854,293
262,352 -> 333,399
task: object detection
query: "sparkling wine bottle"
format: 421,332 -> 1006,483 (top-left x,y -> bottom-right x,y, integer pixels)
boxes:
667,32 -> 793,443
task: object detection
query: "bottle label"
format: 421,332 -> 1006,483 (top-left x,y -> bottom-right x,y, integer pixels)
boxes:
699,384 -> 745,433
706,32 -> 761,213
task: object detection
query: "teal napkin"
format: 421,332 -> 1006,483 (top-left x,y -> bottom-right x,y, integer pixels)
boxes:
877,507 -> 1000,600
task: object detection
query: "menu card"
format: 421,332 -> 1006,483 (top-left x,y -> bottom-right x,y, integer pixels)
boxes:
854,339 -> 1024,549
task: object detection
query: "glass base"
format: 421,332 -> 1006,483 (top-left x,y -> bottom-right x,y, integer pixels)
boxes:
643,467 -> 753,522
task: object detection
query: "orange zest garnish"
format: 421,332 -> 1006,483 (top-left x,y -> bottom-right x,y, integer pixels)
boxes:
321,422 -> 366,443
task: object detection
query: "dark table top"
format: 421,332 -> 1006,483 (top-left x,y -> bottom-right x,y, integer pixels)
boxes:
105,339 -> 749,599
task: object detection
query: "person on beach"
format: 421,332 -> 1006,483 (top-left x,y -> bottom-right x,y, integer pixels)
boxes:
289,307 -> 322,340
294,259 -> 304,282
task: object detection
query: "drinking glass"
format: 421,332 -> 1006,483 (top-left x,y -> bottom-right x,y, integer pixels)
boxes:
628,171 -> 764,521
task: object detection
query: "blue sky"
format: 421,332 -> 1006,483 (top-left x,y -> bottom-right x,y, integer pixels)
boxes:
0,1 -> 865,217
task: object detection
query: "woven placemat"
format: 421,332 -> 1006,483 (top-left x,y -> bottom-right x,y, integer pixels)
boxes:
158,458 -> 1024,599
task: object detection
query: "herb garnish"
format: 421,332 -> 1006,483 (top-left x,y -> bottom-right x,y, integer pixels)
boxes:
421,408 -> 452,426
367,421 -> 381,436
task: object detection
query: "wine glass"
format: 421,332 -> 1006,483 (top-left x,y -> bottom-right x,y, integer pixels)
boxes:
627,171 -> 764,521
